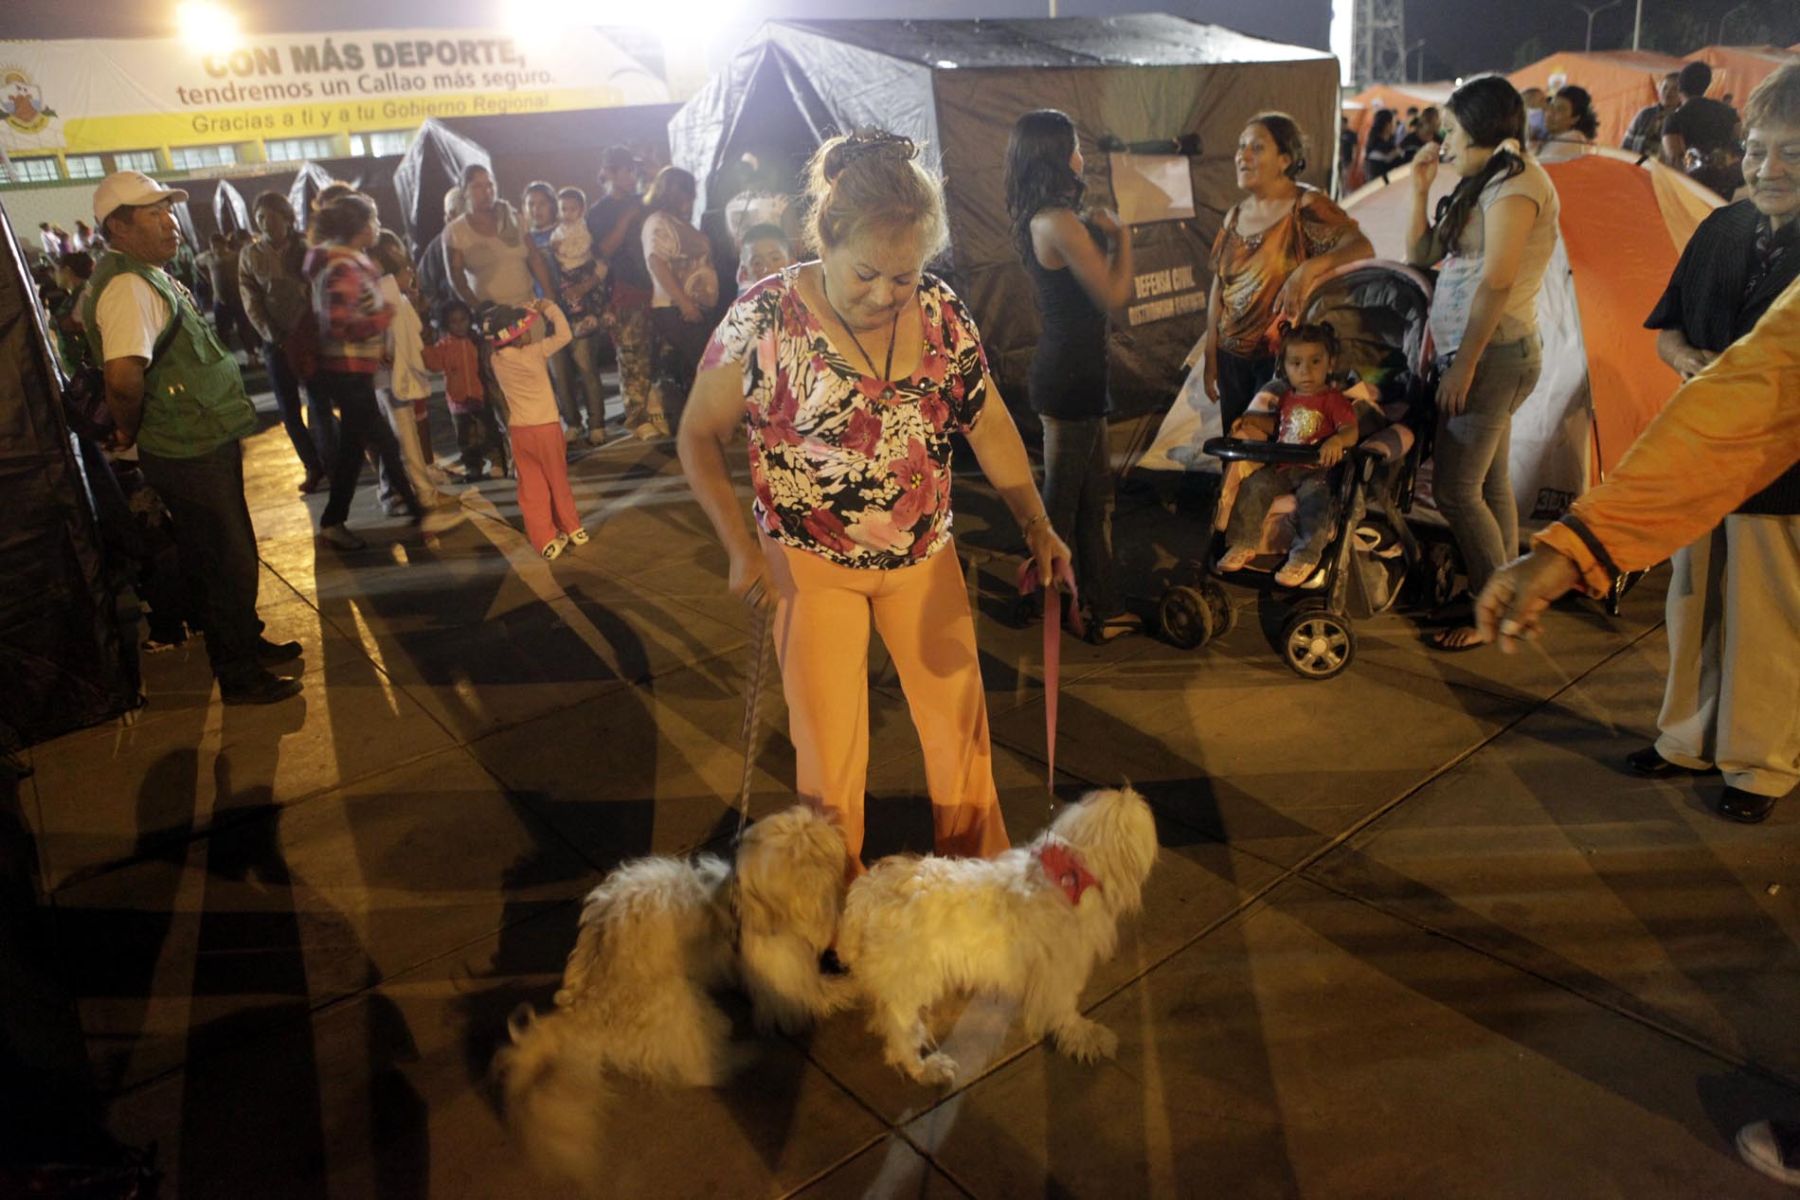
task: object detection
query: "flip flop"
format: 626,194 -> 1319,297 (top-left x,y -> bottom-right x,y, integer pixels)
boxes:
1427,625 -> 1489,652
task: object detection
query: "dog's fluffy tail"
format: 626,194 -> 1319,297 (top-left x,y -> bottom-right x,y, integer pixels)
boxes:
497,1005 -> 613,1187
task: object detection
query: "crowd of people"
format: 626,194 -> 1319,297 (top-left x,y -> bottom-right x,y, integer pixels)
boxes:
18,49 -> 1800,1188
1352,59 -> 1756,199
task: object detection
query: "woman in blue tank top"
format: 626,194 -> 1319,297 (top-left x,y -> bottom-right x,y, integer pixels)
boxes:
1005,109 -> 1140,641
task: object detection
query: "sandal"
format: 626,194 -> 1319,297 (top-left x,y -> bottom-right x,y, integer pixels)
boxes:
1428,624 -> 1489,652
1084,612 -> 1143,644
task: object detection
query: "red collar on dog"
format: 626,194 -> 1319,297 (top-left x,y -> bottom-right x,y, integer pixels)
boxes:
1038,842 -> 1099,905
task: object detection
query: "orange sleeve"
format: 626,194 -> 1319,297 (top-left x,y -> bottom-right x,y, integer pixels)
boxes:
1531,277 -> 1800,594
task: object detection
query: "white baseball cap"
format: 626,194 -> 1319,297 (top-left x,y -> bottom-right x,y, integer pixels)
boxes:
93,170 -> 189,227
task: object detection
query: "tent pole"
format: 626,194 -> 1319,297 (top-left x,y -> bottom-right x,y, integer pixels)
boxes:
1630,0 -> 1642,49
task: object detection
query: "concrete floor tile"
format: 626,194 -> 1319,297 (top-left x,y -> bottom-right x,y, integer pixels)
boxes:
105,907 -> 885,1200
1307,687 -> 1800,1080
468,663 -> 802,865
911,879 -> 1799,1199
786,1136 -> 970,1199
1348,567 -> 1671,707
328,573 -> 748,742
800,763 -> 1282,1125
55,746 -> 592,1092
29,642 -> 459,891
988,655 -> 1521,869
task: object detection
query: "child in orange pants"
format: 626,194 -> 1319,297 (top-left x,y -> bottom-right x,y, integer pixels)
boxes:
483,300 -> 586,558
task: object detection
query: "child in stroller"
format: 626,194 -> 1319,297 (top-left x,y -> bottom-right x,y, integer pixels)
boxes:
1217,321 -> 1361,587
1157,260 -> 1448,678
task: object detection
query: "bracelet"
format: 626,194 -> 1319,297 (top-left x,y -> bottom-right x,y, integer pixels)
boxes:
1022,513 -> 1051,537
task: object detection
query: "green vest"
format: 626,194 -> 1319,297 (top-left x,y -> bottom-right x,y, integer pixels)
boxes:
83,251 -> 257,459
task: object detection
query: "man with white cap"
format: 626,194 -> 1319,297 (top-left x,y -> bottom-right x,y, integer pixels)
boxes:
83,170 -> 302,705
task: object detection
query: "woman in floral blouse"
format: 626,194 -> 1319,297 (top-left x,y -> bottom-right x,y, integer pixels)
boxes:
679,130 -> 1071,874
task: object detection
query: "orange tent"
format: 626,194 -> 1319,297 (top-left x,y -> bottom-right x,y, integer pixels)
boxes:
1509,50 -> 1685,149
1339,82 -> 1456,191
1334,148 -> 1719,521
1692,44 -> 1797,107
1341,82 -> 1456,143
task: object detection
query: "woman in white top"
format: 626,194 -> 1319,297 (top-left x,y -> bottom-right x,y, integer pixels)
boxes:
1407,74 -> 1562,651
641,167 -> 720,436
1536,85 -> 1599,162
446,163 -> 553,310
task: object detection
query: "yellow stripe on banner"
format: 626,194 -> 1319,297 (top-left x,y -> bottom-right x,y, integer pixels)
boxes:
54,86 -> 633,154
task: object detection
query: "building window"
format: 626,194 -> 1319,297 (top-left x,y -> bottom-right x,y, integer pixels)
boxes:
65,154 -> 106,180
113,150 -> 161,173
266,136 -> 337,163
349,130 -> 412,157
7,156 -> 61,183
168,144 -> 238,171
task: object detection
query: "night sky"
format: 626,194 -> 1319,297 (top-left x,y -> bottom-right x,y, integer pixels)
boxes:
4,0 -> 1794,79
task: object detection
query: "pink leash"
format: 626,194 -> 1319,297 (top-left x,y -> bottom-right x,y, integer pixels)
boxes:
1016,558 -> 1081,789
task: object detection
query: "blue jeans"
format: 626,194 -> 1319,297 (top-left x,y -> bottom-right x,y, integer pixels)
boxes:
1434,335 -> 1542,593
1226,467 -> 1338,568
263,339 -> 336,475
1041,414 -> 1121,619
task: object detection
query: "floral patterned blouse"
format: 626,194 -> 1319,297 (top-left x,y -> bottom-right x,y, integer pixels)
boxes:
700,267 -> 992,570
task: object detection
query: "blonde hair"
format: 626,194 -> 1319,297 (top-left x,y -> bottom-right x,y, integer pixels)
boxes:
803,130 -> 946,257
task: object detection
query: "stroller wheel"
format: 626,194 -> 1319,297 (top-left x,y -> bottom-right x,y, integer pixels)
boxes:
1199,580 -> 1237,638
1158,586 -> 1215,650
1280,607 -> 1355,680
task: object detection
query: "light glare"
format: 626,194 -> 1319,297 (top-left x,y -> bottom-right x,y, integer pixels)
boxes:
177,1 -> 241,56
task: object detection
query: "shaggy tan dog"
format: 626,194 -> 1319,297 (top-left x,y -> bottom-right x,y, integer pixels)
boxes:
497,805 -> 852,1184
837,786 -> 1159,1085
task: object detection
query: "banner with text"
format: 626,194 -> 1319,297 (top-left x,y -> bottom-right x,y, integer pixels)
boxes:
0,29 -> 669,155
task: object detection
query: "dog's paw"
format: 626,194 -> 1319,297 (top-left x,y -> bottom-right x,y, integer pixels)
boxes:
910,1051 -> 959,1087
1054,1020 -> 1118,1064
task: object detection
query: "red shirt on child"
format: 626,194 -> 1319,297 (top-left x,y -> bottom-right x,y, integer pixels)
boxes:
1276,388 -> 1357,447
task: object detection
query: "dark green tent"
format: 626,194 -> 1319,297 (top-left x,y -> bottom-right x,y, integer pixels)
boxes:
669,15 -> 1339,416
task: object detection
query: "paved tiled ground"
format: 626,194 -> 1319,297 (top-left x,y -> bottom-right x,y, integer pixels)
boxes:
13,391 -> 1799,1198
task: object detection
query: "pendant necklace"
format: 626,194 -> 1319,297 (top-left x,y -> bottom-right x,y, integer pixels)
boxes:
822,275 -> 900,392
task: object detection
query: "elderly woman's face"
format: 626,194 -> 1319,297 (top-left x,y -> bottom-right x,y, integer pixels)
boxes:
1743,120 -> 1800,226
466,170 -> 496,213
822,225 -> 931,332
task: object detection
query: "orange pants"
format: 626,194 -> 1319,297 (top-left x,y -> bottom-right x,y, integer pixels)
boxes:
762,536 -> 1009,872
510,422 -> 581,552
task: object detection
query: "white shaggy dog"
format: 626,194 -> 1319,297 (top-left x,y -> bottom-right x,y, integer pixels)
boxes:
497,805 -> 852,1183
837,786 -> 1159,1086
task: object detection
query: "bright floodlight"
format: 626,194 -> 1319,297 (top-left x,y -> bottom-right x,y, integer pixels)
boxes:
177,1 -> 241,56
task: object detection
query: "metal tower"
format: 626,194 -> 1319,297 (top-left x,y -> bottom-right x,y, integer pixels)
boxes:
1352,0 -> 1407,88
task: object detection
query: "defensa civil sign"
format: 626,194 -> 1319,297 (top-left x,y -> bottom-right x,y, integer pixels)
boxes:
0,28 -> 669,155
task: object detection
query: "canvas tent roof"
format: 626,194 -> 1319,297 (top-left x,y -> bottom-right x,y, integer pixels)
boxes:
1508,50 -> 1685,148
669,15 -> 1340,416
393,120 -> 491,254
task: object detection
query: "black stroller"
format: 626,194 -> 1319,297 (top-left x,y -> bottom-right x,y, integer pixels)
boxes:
1156,260 -> 1454,679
